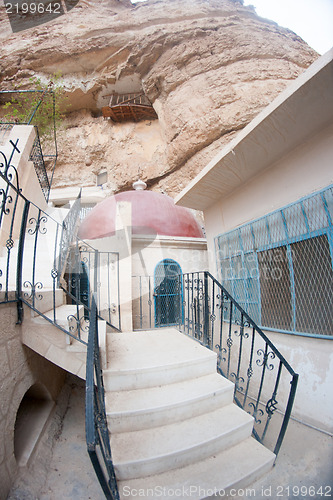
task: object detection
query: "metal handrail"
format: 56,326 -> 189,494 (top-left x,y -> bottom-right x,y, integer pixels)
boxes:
0,138 -> 120,339
1,137 -> 120,496
85,294 -> 120,500
57,189 -> 82,280
180,271 -> 299,457
0,89 -> 58,199
29,127 -> 52,202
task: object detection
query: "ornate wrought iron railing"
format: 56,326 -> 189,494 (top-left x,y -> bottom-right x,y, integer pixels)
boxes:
132,271 -> 298,456
0,138 -> 120,337
28,127 -> 52,202
1,89 -> 58,199
1,136 -> 120,497
57,189 -> 82,279
86,293 -> 120,500
64,244 -> 121,331
179,271 -> 298,457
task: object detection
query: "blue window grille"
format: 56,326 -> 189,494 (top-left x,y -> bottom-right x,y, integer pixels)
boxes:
154,259 -> 183,327
215,185 -> 333,338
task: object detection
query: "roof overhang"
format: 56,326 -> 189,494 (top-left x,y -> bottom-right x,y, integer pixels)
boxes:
175,48 -> 333,211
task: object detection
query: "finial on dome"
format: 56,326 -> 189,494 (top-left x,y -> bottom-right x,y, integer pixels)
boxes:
133,179 -> 147,191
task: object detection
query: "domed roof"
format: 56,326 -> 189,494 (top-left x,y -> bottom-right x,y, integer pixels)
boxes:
78,186 -> 204,240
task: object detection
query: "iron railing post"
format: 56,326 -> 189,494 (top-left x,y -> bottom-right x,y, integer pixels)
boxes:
16,199 -> 30,324
94,249 -> 99,294
203,271 -> 209,346
86,293 -> 120,500
273,373 -> 299,456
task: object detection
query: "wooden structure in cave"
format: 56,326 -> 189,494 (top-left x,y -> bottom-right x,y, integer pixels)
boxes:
102,93 -> 158,122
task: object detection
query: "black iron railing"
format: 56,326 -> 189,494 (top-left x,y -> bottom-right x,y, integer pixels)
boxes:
132,271 -> 298,456
1,137 -> 120,496
0,89 -> 58,200
28,127 -> 53,202
0,124 -> 13,145
0,138 -> 120,337
179,271 -> 298,457
86,293 -> 119,500
132,275 -> 154,330
57,189 -> 82,279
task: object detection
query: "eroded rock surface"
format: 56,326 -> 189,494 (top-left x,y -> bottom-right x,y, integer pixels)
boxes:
0,0 -> 318,197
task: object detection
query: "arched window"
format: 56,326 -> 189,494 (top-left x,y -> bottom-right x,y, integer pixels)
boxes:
154,259 -> 183,327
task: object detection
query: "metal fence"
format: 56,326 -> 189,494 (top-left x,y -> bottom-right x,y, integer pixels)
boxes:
133,260 -> 182,331
0,138 -> 119,498
65,246 -> 121,331
215,185 -> 333,338
0,124 -> 13,145
0,137 -> 120,338
85,294 -> 119,500
180,271 -> 298,457
0,89 -> 58,200
28,128 -> 53,202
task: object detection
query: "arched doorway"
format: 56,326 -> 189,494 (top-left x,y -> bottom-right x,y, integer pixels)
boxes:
154,259 -> 183,327
14,383 -> 54,467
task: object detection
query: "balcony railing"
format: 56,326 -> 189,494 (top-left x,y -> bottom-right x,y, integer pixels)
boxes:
0,89 -> 58,200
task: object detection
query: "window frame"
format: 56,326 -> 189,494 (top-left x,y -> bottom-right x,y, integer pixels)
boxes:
215,185 -> 333,340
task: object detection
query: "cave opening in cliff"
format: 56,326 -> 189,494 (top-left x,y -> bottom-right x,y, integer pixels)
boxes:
101,92 -> 158,123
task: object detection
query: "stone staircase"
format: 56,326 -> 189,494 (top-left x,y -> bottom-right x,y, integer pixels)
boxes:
1,126 -> 277,498
104,329 -> 275,499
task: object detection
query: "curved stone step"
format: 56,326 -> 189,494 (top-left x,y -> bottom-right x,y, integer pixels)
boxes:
104,329 -> 217,391
117,437 -> 275,500
111,404 -> 254,480
22,314 -> 87,379
106,373 -> 234,432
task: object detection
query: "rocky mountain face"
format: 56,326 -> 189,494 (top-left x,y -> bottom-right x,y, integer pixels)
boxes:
0,0 -> 318,198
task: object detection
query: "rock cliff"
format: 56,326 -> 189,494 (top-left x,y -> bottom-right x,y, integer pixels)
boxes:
0,0 -> 318,198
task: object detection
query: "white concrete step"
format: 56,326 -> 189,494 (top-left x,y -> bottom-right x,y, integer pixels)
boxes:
28,288 -> 65,315
105,373 -> 234,432
46,206 -> 70,223
117,437 -> 275,500
35,303 -> 84,329
104,329 -> 217,391
22,313 -> 87,380
111,404 -> 254,480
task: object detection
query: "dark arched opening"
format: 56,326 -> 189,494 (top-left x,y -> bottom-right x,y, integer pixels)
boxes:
14,383 -> 54,467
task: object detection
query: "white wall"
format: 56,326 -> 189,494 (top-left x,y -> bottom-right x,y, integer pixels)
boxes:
204,121 -> 333,276
132,235 -> 208,277
266,330 -> 333,433
203,121 -> 333,433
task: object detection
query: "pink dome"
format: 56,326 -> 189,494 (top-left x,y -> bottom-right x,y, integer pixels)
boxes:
78,190 -> 204,240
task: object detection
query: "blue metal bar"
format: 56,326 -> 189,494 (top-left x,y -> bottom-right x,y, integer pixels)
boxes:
214,184 -> 333,242
280,210 -> 296,331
